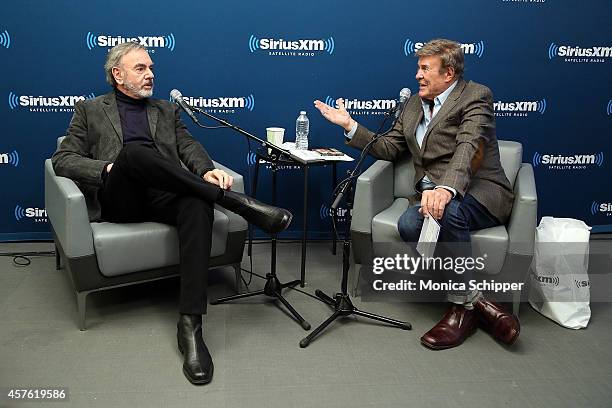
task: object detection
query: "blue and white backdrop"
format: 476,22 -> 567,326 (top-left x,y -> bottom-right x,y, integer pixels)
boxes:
1,0 -> 611,240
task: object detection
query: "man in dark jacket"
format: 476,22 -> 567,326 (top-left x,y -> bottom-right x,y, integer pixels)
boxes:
53,42 -> 292,385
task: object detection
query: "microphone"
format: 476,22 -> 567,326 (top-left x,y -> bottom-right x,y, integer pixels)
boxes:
394,87 -> 412,119
170,89 -> 199,124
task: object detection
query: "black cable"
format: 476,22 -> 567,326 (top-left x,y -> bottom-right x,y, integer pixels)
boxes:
242,244 -> 254,289
329,111 -> 398,243
197,124 -> 229,129
249,239 -> 303,245
239,239 -> 308,288
286,285 -> 327,303
329,116 -> 395,201
236,267 -> 325,303
13,255 -> 31,266
0,251 -> 55,256
0,250 -> 56,267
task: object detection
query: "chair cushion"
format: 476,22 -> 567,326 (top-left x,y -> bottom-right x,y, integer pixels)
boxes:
498,140 -> 522,187
372,198 -> 410,243
393,156 -> 416,199
371,198 -> 508,275
91,209 -> 229,277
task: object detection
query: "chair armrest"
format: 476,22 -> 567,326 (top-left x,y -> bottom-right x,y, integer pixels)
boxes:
212,160 -> 248,232
351,160 -> 395,234
507,163 -> 538,256
44,159 -> 94,258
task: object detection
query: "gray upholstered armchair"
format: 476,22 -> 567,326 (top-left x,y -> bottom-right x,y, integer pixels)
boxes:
350,140 -> 537,314
45,138 -> 248,330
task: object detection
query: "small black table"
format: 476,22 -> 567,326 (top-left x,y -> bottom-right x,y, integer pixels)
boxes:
248,147 -> 347,286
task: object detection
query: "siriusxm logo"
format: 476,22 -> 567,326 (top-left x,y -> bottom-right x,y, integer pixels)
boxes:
246,152 -> 299,170
494,99 -> 546,117
8,91 -> 95,111
319,204 -> 350,220
590,201 -> 612,216
532,273 -> 560,286
249,35 -> 334,56
246,151 -> 265,166
0,150 -> 20,167
246,151 -> 257,166
14,205 -> 48,223
324,96 -> 396,111
500,0 -> 547,4
607,100 -> 612,116
532,152 -> 604,170
548,43 -> 611,62
0,29 -> 10,49
177,95 -> 255,112
548,43 -> 611,58
86,32 -> 176,51
574,279 -> 589,289
404,39 -> 485,58
324,96 -> 396,116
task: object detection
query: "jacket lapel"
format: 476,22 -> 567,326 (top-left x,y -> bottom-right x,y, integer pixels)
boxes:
420,79 -> 466,155
146,101 -> 158,141
102,92 -> 123,143
403,97 -> 423,154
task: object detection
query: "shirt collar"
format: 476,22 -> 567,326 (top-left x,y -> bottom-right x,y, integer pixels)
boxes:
421,80 -> 458,110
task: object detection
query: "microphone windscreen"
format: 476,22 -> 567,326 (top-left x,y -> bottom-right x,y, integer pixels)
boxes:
399,87 -> 411,102
170,89 -> 182,100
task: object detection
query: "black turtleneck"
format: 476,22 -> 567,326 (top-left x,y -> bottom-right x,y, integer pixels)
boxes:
115,88 -> 154,146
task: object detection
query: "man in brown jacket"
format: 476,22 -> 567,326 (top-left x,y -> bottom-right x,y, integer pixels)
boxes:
314,39 -> 520,350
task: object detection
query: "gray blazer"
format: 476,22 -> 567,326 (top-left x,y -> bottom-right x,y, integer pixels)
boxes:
52,91 -> 215,221
348,79 -> 514,224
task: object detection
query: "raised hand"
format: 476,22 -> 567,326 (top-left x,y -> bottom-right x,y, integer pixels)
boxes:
314,98 -> 355,132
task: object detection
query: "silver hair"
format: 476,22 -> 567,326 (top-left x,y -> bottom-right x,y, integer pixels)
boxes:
416,39 -> 464,79
104,41 -> 147,86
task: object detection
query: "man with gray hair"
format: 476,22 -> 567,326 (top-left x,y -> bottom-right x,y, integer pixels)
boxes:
314,39 -> 520,350
53,41 -> 293,384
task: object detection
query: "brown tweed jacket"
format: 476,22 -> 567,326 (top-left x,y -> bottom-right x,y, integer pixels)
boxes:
347,79 -> 514,223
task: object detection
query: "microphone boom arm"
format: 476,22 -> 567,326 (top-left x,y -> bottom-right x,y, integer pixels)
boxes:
190,106 -> 307,164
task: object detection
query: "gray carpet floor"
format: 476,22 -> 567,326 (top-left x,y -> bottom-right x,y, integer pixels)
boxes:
1,241 -> 611,408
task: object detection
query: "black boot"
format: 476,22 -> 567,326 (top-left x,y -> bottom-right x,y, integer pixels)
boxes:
217,190 -> 292,234
177,314 -> 213,385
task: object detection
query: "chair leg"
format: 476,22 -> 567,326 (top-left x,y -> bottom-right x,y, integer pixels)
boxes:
77,291 -> 88,331
512,290 -> 521,317
55,245 -> 61,270
234,264 -> 242,294
352,263 -> 363,298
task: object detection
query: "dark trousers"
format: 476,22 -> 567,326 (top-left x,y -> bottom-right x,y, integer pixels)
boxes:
397,194 -> 500,302
99,143 -> 221,315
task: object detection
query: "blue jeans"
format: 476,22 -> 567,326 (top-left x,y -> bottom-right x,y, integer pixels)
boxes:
397,193 -> 500,303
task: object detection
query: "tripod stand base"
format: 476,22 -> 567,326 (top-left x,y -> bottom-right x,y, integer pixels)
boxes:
299,290 -> 411,348
211,274 -> 311,330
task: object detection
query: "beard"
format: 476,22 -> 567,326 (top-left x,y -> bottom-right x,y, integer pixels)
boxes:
123,78 -> 153,98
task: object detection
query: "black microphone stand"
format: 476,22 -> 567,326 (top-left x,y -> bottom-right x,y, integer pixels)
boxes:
299,110 -> 412,348
190,106 -> 311,330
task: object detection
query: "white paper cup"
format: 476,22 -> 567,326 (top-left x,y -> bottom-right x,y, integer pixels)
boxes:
266,127 -> 285,154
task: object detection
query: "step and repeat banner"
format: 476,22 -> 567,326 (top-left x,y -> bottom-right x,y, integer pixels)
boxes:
1,0 -> 611,240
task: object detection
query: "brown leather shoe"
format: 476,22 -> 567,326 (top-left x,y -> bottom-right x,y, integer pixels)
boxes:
420,304 -> 477,350
474,298 -> 520,346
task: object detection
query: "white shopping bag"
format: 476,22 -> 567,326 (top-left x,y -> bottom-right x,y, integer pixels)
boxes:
528,217 -> 591,329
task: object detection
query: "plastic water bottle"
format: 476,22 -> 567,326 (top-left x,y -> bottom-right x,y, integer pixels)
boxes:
295,111 -> 309,150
